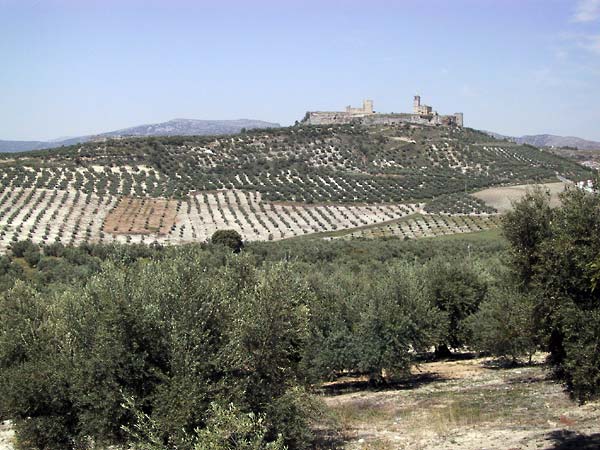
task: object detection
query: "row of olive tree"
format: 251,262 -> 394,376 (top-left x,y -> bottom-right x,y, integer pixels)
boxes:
0,252 -> 317,449
0,238 -> 505,449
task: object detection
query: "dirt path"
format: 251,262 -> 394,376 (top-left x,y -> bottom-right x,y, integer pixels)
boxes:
322,355 -> 600,449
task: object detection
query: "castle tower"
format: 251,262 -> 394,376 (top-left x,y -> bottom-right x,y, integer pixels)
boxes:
413,95 -> 421,114
363,99 -> 374,114
454,112 -> 464,127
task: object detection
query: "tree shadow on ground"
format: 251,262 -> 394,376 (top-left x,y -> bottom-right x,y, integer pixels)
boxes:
311,429 -> 346,449
320,371 -> 446,396
481,356 -> 546,370
544,430 -> 600,449
418,351 -> 480,363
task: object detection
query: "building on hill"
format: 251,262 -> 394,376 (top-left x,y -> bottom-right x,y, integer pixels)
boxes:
413,95 -> 432,115
345,99 -> 374,115
302,96 -> 463,127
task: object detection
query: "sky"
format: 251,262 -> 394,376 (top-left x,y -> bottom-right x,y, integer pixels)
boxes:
1,0 -> 599,141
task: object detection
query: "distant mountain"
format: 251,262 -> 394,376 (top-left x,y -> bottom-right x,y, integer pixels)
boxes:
0,118 -> 280,153
0,140 -> 56,153
513,134 -> 600,150
99,118 -> 280,138
485,132 -> 600,151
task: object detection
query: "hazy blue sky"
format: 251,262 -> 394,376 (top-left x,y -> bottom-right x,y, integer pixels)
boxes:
1,0 -> 599,141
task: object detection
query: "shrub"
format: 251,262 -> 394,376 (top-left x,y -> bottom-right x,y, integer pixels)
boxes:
424,258 -> 488,355
10,239 -> 39,258
211,229 -> 244,253
124,399 -> 286,450
23,247 -> 41,267
467,285 -> 537,362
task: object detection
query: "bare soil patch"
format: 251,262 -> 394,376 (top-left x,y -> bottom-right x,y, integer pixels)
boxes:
322,354 -> 600,449
473,182 -> 567,213
103,197 -> 178,235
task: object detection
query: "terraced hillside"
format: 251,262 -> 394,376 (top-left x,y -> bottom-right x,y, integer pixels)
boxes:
0,123 -> 591,248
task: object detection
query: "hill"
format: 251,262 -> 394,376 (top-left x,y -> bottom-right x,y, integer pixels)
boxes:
514,134 -> 600,150
485,131 -> 600,151
0,123 -> 592,248
98,118 -> 281,138
0,118 -> 280,153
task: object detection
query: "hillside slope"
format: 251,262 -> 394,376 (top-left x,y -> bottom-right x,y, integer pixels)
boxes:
2,124 -> 589,201
0,123 -> 592,247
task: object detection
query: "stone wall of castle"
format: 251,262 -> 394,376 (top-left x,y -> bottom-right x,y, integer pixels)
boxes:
302,111 -> 363,125
303,111 -> 463,127
302,97 -> 463,128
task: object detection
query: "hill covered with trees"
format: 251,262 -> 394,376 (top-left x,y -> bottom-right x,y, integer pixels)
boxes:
0,123 -> 592,248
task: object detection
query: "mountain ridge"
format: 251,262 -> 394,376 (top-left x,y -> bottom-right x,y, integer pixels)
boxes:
0,118 -> 280,153
485,131 -> 600,151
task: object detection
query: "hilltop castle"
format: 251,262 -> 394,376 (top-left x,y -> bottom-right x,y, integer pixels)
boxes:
302,96 -> 463,127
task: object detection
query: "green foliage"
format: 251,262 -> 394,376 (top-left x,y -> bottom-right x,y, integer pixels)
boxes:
560,307 -> 600,402
302,262 -> 444,382
591,255 -> 600,292
467,285 -> 537,362
424,258 -> 488,352
501,187 -> 553,284
356,263 -> 444,380
23,247 -> 41,267
223,263 -> 318,448
124,399 -> 286,450
0,252 -> 317,449
9,239 -> 39,258
0,234 -> 514,447
0,282 -> 75,449
194,403 -> 286,450
211,230 -> 244,253
504,187 -> 600,401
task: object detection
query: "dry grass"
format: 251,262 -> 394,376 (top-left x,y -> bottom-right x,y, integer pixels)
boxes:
473,182 -> 567,213
323,354 -> 600,449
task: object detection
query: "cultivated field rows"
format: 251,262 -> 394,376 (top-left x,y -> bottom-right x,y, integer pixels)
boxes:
105,190 -> 424,244
341,214 -> 501,240
0,187 -> 437,249
1,122 -> 588,205
0,187 -> 117,250
0,165 -> 429,202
